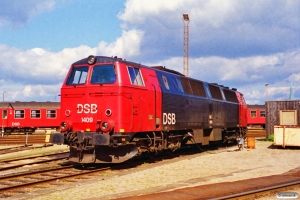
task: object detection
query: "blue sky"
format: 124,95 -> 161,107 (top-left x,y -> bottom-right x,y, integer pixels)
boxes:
0,0 -> 299,104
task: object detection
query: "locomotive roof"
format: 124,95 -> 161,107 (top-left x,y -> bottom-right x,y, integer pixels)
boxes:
72,55 -> 240,93
72,56 -> 185,76
0,101 -> 60,109
72,56 -> 144,67
151,66 -> 184,76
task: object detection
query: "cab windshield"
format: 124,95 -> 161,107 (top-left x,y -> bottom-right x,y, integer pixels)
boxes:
90,65 -> 116,84
66,66 -> 88,85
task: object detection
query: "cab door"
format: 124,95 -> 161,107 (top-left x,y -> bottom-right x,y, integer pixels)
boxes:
145,72 -> 162,131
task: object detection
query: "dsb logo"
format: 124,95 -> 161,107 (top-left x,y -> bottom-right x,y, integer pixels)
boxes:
163,113 -> 176,125
77,104 -> 97,114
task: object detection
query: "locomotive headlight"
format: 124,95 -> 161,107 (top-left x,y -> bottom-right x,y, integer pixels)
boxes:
100,120 -> 114,133
61,122 -> 67,129
60,120 -> 72,132
102,122 -> 108,130
87,55 -> 96,65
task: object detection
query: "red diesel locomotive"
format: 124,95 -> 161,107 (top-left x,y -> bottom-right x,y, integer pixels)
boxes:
0,101 -> 60,134
50,55 -> 248,163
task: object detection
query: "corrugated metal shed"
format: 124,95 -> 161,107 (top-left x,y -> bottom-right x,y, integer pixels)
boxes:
265,100 -> 300,137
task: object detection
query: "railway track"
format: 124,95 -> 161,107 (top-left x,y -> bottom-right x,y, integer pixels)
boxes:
221,182 -> 300,199
0,152 -> 69,173
0,144 -> 54,155
0,163 -> 111,198
0,145 -> 112,199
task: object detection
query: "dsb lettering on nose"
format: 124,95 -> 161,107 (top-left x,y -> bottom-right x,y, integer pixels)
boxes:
77,104 -> 97,114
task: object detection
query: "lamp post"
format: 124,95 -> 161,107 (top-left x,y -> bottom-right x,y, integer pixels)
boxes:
183,13 -> 190,77
265,84 -> 269,102
2,91 -> 7,137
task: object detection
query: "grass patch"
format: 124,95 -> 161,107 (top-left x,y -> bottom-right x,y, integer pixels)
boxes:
268,134 -> 274,142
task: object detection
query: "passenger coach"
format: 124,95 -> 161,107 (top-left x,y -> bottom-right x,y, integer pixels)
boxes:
0,101 -> 60,134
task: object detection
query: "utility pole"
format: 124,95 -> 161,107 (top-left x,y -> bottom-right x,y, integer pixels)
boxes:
183,14 -> 190,77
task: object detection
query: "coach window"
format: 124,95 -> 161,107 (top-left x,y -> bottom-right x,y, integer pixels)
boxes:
251,111 -> 257,118
31,110 -> 41,119
66,66 -> 88,85
91,65 -> 116,84
46,110 -> 56,118
127,66 -> 144,86
15,110 -> 25,119
260,111 -> 266,118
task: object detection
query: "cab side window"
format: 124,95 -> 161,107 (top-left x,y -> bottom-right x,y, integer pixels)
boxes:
128,66 -> 144,86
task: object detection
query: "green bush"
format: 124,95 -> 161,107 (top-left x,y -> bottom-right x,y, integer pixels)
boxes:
268,134 -> 274,142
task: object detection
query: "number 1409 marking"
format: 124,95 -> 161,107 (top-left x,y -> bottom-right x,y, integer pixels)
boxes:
81,117 -> 93,123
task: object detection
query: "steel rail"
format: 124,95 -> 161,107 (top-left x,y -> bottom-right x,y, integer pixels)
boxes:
0,152 -> 69,163
0,156 -> 69,171
212,181 -> 300,200
0,144 -> 54,155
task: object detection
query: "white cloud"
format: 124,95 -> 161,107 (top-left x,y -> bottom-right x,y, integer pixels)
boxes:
118,0 -> 186,26
96,29 -> 144,58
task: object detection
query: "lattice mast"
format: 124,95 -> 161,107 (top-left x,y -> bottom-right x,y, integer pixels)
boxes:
183,14 -> 190,77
